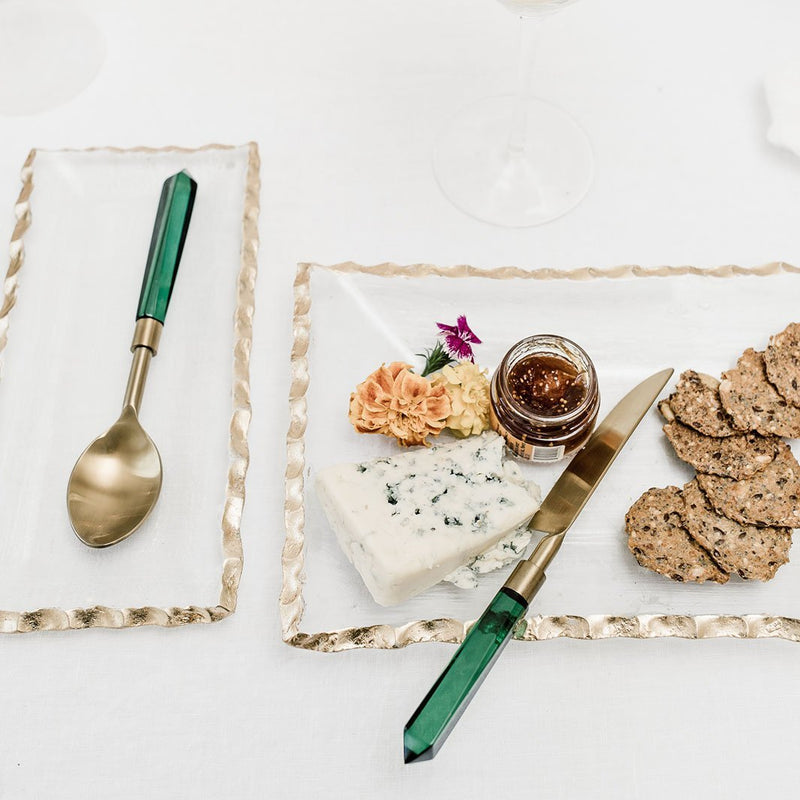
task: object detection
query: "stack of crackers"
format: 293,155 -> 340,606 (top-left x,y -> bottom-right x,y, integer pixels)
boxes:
626,323 -> 800,584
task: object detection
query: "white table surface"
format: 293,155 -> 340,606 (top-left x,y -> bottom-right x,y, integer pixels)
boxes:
2,0 -> 800,797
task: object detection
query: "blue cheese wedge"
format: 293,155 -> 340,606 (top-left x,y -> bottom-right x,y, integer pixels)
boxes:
316,432 -> 541,606
443,519 -> 538,589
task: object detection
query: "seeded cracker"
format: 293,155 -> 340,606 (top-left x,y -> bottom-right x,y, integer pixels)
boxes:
682,479 -> 791,581
662,418 -> 783,480
696,446 -> 800,527
719,349 -> 800,437
626,486 -> 728,583
667,370 -> 739,437
765,322 -> 800,407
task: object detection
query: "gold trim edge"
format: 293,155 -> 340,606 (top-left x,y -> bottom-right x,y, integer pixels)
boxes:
0,142 -> 259,633
282,259 -> 800,652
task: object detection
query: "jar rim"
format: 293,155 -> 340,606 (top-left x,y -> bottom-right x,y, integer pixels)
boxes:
496,334 -> 598,425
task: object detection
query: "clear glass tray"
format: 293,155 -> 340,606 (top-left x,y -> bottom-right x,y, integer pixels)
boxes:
282,261 -> 800,650
0,144 -> 258,631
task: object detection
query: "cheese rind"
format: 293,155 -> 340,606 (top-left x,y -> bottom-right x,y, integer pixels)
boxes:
315,432 -> 540,606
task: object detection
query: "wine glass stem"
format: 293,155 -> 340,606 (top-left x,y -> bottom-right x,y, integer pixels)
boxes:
508,15 -> 543,156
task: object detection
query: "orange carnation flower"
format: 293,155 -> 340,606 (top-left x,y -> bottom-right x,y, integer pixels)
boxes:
348,362 -> 451,447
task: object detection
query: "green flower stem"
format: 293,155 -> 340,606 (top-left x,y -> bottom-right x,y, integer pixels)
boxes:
418,340 -> 454,377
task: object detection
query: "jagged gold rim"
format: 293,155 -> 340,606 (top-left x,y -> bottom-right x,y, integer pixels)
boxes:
283,259 -> 800,651
0,142 -> 259,633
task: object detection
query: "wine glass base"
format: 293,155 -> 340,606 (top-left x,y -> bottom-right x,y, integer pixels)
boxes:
0,0 -> 105,116
433,94 -> 594,228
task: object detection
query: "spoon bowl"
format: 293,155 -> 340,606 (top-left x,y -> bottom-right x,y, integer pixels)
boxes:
67,406 -> 162,547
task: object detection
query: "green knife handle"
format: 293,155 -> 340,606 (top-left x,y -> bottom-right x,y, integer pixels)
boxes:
136,170 -> 197,324
403,588 -> 529,763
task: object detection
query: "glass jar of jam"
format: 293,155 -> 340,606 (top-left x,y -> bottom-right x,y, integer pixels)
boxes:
490,334 -> 599,463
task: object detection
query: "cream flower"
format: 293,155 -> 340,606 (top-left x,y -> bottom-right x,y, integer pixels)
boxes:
348,362 -> 451,447
431,362 -> 490,437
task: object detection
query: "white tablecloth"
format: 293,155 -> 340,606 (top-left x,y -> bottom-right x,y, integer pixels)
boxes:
2,0 -> 800,796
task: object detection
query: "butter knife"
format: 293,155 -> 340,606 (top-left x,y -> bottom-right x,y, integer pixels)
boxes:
403,367 -> 673,763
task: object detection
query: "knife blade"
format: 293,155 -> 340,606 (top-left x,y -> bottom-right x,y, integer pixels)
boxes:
403,367 -> 673,764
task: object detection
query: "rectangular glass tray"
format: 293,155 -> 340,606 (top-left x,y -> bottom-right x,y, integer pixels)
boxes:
0,144 -> 258,632
282,261 -> 800,650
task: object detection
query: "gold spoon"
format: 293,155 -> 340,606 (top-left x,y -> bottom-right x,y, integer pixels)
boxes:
67,170 -> 197,547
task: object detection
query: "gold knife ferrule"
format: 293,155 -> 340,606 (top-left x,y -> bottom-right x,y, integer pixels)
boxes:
503,560 -> 546,605
504,530 -> 567,603
131,317 -> 163,356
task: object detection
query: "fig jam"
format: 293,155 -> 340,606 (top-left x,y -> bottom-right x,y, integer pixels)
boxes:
490,335 -> 599,463
507,353 -> 588,417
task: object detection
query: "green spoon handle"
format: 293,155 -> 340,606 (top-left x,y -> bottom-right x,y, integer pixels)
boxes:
403,587 -> 530,763
136,170 -> 197,324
